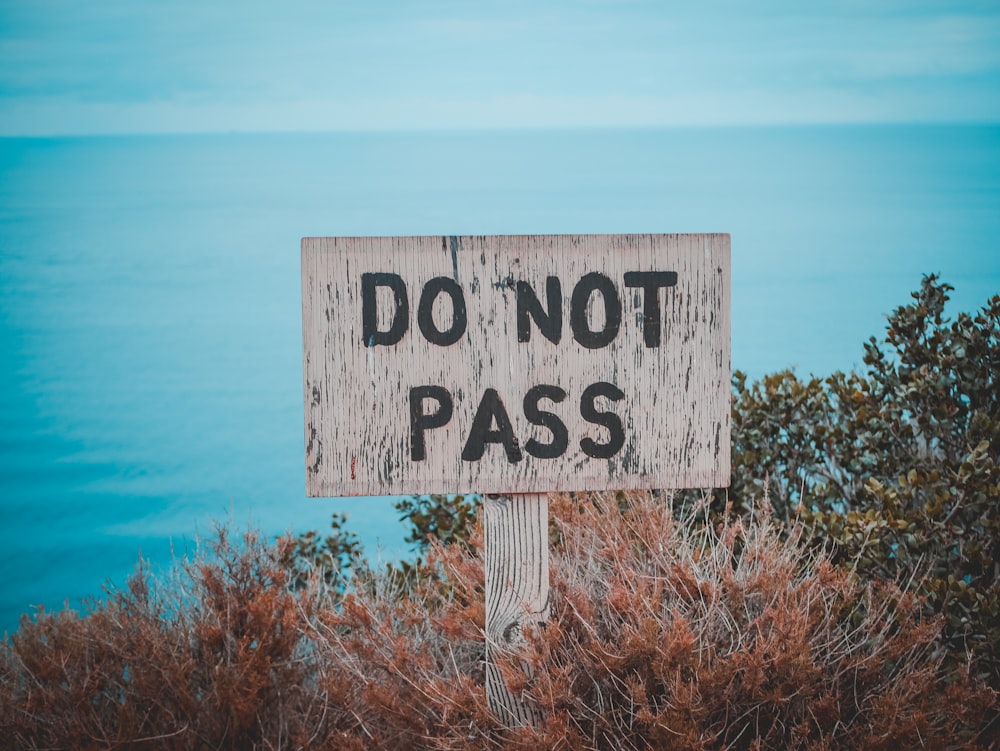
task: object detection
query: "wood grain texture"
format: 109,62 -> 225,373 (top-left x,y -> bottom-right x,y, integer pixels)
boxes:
484,492 -> 549,726
302,233 -> 730,496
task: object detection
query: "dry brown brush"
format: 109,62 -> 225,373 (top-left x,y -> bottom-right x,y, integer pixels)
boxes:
509,492 -> 997,750
2,494 -> 996,750
0,530 -> 352,750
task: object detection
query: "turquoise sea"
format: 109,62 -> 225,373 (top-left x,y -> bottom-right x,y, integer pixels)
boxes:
1,125 -> 998,634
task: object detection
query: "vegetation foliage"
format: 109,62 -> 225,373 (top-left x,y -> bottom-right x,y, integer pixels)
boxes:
723,276 -> 999,682
1,276 -> 997,749
3,494 -> 996,749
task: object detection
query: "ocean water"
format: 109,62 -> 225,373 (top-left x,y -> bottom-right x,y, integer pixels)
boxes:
1,125 -> 998,634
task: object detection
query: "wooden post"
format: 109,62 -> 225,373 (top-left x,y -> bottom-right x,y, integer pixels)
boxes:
483,492 -> 549,726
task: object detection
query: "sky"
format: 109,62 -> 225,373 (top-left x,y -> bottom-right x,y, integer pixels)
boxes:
1,0 -> 999,135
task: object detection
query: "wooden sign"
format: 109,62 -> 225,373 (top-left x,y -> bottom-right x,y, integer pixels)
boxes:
301,234 -> 730,497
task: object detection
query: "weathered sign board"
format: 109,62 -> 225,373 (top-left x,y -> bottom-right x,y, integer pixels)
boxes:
301,233 -> 730,497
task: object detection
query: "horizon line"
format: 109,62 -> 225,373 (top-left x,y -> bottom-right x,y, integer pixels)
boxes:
1,119 -> 998,139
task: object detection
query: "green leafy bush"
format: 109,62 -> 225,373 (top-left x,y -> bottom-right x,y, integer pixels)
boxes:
287,494 -> 481,596
725,276 -> 999,681
281,511 -> 364,593
394,493 -> 480,555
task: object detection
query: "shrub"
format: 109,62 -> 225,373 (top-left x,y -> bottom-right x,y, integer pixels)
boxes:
499,491 -> 996,750
3,495 -> 996,750
281,511 -> 364,593
394,493 -> 480,556
0,530 -> 363,750
725,276 -> 999,682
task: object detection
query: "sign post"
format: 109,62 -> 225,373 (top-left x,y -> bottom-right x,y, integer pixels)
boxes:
483,492 -> 548,725
301,233 -> 730,722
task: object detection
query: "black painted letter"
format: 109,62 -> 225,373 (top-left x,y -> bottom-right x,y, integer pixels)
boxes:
623,271 -> 678,347
417,277 -> 467,346
462,388 -> 523,463
409,385 -> 454,461
580,381 -> 626,459
523,384 -> 568,459
362,272 -> 409,347
516,277 -> 562,344
570,272 -> 621,349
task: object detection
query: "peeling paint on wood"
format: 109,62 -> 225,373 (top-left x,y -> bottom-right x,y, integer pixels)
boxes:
301,233 -> 730,497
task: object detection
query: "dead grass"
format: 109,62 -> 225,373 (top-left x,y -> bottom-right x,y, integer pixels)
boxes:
1,493 -> 995,750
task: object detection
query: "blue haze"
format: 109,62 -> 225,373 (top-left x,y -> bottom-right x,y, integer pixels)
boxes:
1,125 -> 998,634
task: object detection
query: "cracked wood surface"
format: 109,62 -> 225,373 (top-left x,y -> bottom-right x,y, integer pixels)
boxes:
301,233 -> 730,497
484,492 -> 549,726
